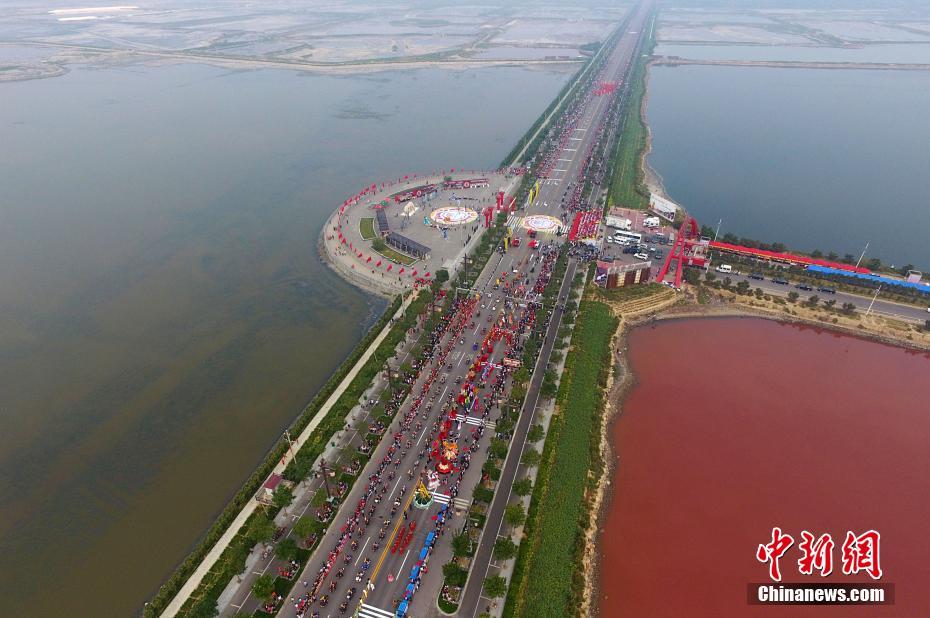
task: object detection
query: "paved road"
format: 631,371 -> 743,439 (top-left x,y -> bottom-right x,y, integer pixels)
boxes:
721,269 -> 930,323
455,259 -> 577,618
458,4 -> 655,617
260,5 -> 655,618
269,236 -> 568,618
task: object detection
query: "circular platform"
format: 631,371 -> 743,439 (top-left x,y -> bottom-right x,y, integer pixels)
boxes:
430,206 -> 478,226
521,215 -> 562,234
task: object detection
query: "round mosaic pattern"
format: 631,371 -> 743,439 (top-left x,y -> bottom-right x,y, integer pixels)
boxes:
430,206 -> 478,226
521,215 -> 562,233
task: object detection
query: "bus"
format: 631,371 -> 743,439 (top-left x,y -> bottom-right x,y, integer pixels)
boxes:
613,230 -> 642,244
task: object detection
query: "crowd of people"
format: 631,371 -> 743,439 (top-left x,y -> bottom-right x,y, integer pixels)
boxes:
289,96 -> 584,617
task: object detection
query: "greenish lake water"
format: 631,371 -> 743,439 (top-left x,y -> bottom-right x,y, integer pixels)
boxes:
0,62 -> 571,616
646,65 -> 930,268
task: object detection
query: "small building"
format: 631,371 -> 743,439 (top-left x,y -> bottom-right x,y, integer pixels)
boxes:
256,473 -> 290,505
649,193 -> 680,222
595,259 -> 651,289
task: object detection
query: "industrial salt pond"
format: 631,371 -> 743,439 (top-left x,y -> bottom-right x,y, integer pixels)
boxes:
600,317 -> 930,617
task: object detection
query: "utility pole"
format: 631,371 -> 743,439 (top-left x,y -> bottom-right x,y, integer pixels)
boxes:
855,241 -> 870,269
283,429 -> 297,462
319,459 -> 333,499
865,285 -> 882,317
713,218 -> 722,242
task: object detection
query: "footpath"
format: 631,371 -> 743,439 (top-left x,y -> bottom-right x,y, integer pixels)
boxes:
161,294 -> 417,617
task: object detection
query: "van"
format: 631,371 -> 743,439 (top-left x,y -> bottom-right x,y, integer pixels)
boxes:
715,264 -> 733,274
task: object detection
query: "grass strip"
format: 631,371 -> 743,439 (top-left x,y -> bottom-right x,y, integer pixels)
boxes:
504,300 -> 617,617
359,217 -> 375,240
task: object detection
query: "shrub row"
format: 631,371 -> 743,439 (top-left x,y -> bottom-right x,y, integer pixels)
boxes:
146,294 -> 416,616
504,300 -> 617,617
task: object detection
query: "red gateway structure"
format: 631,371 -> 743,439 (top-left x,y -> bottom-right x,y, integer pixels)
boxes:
656,216 -> 708,288
708,241 -> 872,274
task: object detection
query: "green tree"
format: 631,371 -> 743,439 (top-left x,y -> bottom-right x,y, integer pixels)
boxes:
372,237 -> 387,252
483,575 -> 508,599
504,503 -> 526,527
704,272 -> 716,283
247,515 -> 276,544
811,249 -> 823,258
489,438 -> 509,461
683,268 -> 700,285
735,280 -> 750,294
520,448 -> 541,467
188,599 -> 218,618
275,537 -> 299,562
443,561 -> 467,586
527,424 -> 544,443
841,302 -> 857,316
452,531 -> 472,557
252,574 -> 275,601
513,478 -> 533,497
787,291 -> 799,303
540,376 -> 558,400
722,276 -> 732,289
272,484 -> 294,512
493,537 -> 518,561
807,295 -> 820,308
827,251 -> 839,261
842,254 -> 855,264
824,299 -> 837,310
293,517 -> 317,544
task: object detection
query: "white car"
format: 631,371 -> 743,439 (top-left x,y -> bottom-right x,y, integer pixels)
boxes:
634,252 -> 649,261
605,236 -> 613,244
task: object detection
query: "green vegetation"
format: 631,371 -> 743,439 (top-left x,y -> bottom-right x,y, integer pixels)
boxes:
359,217 -> 376,240
504,301 -> 618,618
152,290 -> 441,616
494,537 -> 518,561
371,238 -> 417,266
251,574 -> 275,602
484,575 -> 508,599
606,16 -> 655,211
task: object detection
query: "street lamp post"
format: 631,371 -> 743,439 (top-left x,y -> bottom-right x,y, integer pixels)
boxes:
865,284 -> 882,318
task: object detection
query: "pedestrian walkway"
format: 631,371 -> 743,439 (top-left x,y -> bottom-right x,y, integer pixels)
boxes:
358,602 -> 395,618
431,492 -> 471,510
160,294 -> 417,617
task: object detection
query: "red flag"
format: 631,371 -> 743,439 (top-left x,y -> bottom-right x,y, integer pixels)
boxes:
387,265 -> 392,271
425,272 -> 431,278
376,261 -> 382,267
366,256 -> 372,263
399,268 -> 405,274
412,270 -> 418,276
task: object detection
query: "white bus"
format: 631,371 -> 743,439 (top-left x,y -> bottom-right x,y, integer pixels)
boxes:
613,230 -> 642,244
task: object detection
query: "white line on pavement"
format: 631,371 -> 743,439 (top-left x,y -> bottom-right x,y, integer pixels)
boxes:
355,537 -> 371,565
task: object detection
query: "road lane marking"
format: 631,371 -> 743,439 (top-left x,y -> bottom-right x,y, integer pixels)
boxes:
355,536 -> 371,565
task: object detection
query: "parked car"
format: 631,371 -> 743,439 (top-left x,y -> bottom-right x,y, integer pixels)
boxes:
817,286 -> 837,294
715,264 -> 733,274
773,277 -> 789,285
795,283 -> 814,291
634,252 -> 650,261
749,272 -> 765,280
